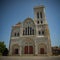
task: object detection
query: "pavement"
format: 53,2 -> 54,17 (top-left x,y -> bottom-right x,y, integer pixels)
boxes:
0,56 -> 60,60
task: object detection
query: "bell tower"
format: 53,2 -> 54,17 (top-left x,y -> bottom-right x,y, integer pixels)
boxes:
34,5 -> 52,55
34,5 -> 48,36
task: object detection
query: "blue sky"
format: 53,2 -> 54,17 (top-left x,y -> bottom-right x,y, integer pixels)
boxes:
0,0 -> 60,48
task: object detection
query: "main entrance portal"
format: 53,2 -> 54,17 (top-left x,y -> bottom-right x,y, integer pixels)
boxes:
24,46 -> 33,54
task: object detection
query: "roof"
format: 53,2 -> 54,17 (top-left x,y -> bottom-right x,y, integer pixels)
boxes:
16,22 -> 21,26
13,22 -> 21,27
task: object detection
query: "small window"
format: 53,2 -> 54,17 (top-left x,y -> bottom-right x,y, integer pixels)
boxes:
42,31 -> 44,35
37,12 -> 39,18
14,33 -> 16,36
23,30 -> 24,35
40,12 -> 42,18
17,32 -> 19,36
32,29 -> 34,35
38,31 -> 41,35
37,21 -> 39,24
41,21 -> 43,24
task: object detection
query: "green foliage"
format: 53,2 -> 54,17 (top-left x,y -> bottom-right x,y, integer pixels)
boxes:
0,53 -> 2,56
0,42 -> 6,55
2,48 -> 9,56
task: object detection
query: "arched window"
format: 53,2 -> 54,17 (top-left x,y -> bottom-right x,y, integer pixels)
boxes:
17,32 -> 19,36
23,27 -> 34,35
28,26 -> 29,35
37,12 -> 39,18
40,12 -> 42,18
38,31 -> 41,35
42,31 -> 44,35
32,29 -> 34,35
25,28 -> 27,35
37,21 -> 39,24
14,32 -> 20,36
23,18 -> 35,36
41,20 -> 43,24
30,27 -> 32,35
23,30 -> 24,35
14,33 -> 16,36
23,28 -> 27,35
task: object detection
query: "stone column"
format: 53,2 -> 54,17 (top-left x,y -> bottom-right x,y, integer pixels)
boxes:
26,27 -> 28,35
47,38 -> 52,56
29,27 -> 30,35
19,46 -> 22,56
9,41 -> 12,56
9,49 -> 12,55
35,39 -> 38,55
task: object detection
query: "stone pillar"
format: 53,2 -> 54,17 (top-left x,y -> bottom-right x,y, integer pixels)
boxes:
47,39 -> 52,56
26,28 -> 28,35
35,40 -> 38,55
29,27 -> 30,35
9,46 -> 12,56
19,46 -> 22,56
9,41 -> 12,56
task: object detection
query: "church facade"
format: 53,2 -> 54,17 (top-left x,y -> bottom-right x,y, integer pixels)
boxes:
9,6 -> 52,56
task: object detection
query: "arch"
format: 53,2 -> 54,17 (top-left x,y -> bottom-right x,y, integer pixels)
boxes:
12,44 -> 20,55
23,17 -> 35,25
22,38 -> 35,54
23,17 -> 36,35
22,38 -> 35,45
38,43 -> 47,54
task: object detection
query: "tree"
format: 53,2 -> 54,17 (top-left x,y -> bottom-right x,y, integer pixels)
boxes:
2,48 -> 9,56
0,41 -> 9,56
0,42 -> 6,54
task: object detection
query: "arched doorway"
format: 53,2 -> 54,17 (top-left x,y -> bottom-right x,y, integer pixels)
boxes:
38,43 -> 47,54
12,44 -> 19,55
22,38 -> 34,55
24,46 -> 33,54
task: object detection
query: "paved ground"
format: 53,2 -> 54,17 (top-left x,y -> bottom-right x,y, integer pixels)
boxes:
0,56 -> 60,60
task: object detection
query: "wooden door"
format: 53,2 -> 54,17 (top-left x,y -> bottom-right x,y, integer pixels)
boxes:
24,46 -> 28,54
29,46 -> 33,54
40,48 -> 44,54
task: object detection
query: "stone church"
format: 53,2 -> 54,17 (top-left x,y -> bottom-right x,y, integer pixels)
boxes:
9,5 -> 52,56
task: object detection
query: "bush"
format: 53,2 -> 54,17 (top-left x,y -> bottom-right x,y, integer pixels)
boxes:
0,53 -> 2,56
2,48 -> 9,56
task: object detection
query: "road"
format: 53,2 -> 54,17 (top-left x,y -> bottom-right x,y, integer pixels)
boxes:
0,56 -> 60,60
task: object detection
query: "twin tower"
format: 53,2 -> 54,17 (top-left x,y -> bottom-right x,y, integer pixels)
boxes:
9,5 -> 52,56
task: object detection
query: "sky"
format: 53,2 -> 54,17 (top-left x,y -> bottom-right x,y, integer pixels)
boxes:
0,0 -> 60,48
